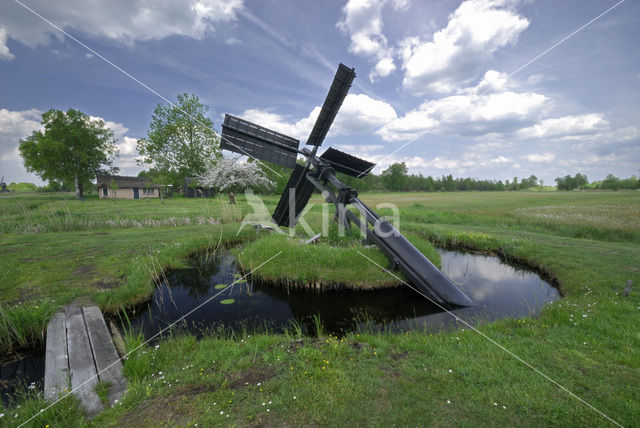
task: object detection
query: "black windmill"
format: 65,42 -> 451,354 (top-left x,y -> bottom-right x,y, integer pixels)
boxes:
221,64 -> 472,307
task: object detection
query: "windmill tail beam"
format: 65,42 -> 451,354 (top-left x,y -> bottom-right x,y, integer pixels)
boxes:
306,174 -> 473,307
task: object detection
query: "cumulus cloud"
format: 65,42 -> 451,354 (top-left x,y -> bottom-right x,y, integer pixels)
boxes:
490,155 -> 510,164
525,153 -> 555,163
89,116 -> 144,175
400,0 -> 529,94
515,114 -> 609,140
377,71 -> 548,141
0,108 -> 42,183
0,0 -> 243,58
239,93 -> 397,143
337,0 -> 407,82
0,27 -> 13,60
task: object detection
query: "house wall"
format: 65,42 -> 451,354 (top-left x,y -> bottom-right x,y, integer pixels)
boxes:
99,187 -> 159,199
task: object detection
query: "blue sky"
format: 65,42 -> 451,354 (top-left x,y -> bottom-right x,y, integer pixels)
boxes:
1,0 -> 638,186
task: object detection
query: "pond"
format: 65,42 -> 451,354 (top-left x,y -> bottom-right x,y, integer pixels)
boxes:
0,247 -> 560,404
126,248 -> 560,338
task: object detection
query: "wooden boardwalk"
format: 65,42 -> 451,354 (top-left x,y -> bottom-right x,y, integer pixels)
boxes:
44,304 -> 127,416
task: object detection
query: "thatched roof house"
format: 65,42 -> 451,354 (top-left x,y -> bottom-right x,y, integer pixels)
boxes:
96,175 -> 159,199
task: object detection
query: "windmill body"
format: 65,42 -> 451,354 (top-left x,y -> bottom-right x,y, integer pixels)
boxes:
221,64 -> 473,307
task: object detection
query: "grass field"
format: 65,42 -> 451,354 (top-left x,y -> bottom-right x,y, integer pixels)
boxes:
1,190 -> 639,427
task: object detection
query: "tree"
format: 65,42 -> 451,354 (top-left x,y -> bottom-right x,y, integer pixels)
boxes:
520,175 -> 538,189
556,173 -> 588,191
137,93 -> 221,187
601,174 -> 620,190
109,178 -> 119,200
199,158 -> 274,203
381,162 -> 408,191
19,109 -> 118,199
574,173 -> 588,190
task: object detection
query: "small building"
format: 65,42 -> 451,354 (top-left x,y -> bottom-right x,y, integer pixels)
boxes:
97,175 -> 160,199
184,177 -> 215,198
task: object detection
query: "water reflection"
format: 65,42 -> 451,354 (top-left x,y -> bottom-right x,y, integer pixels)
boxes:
127,249 -> 560,339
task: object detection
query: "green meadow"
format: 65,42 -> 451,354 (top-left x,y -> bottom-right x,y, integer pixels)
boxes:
1,190 -> 639,427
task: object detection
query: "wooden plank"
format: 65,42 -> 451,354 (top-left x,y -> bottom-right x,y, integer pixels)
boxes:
44,311 -> 69,401
83,306 -> 127,405
65,305 -> 103,415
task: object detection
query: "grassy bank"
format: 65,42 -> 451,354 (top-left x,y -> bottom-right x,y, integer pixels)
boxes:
233,229 -> 441,290
1,190 -> 639,426
0,222 -> 256,353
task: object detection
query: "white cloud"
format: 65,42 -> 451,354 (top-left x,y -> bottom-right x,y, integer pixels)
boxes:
525,153 -> 555,163
0,0 -> 243,55
90,116 -> 130,140
117,136 -> 139,156
89,116 -> 143,175
331,94 -> 397,135
337,0 -> 405,82
372,57 -> 396,80
239,93 -> 397,143
0,108 -> 42,183
0,27 -> 13,60
378,71 -> 548,141
516,114 -> 609,140
490,155 -> 510,164
400,0 -> 529,94
225,37 -> 242,45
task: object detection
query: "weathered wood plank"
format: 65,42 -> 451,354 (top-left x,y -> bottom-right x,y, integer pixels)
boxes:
65,305 -> 103,415
83,306 -> 127,405
44,311 -> 69,401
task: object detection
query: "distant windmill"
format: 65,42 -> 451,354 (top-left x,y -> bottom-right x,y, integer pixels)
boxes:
0,176 -> 7,192
220,64 -> 472,307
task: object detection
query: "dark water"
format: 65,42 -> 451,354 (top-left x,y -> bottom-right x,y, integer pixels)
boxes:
0,350 -> 45,405
0,248 -> 559,404
126,249 -> 560,339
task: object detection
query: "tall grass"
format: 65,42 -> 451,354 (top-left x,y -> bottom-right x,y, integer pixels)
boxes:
0,301 -> 57,354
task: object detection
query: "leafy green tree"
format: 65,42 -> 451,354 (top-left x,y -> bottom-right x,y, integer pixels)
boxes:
19,109 -> 118,199
600,173 -> 620,190
381,162 -> 408,191
574,173 -> 588,189
519,175 -> 538,189
555,175 -> 574,190
137,93 -> 221,187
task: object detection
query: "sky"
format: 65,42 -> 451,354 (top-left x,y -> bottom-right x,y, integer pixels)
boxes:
1,0 -> 638,186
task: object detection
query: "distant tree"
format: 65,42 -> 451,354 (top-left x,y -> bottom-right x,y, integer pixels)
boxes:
381,162 -> 408,191
137,93 -> 221,187
600,173 -> 620,190
19,109 -> 118,199
555,175 -> 574,190
520,175 -> 538,189
574,173 -> 588,189
199,158 -> 274,204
